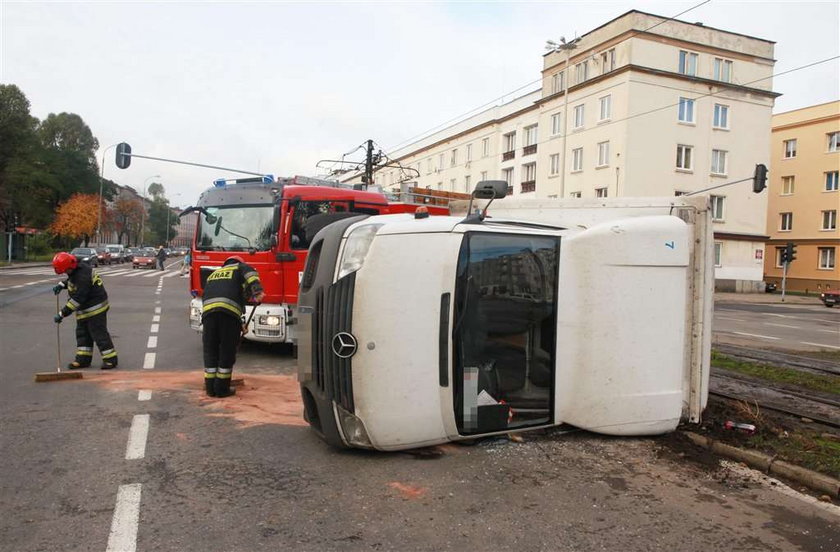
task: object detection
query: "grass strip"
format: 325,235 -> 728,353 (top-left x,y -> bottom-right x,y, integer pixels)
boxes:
711,351 -> 840,395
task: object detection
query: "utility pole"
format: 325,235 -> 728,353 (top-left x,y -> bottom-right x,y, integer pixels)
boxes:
364,139 -> 374,190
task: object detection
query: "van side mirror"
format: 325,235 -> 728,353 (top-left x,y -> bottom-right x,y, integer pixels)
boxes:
473,180 -> 508,199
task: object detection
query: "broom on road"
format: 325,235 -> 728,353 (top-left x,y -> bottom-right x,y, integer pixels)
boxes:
35,293 -> 83,382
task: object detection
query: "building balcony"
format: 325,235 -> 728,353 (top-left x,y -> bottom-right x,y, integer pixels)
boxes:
502,150 -> 515,161
522,144 -> 537,156
521,181 -> 536,193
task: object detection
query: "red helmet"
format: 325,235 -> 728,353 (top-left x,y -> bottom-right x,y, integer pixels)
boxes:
223,256 -> 244,266
52,252 -> 78,274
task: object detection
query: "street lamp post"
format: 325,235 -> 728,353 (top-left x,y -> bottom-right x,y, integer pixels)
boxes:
546,37 -> 579,198
96,143 -> 120,244
140,175 -> 161,246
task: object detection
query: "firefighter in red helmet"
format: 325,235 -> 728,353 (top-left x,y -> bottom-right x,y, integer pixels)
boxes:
51,251 -> 118,369
201,256 -> 264,397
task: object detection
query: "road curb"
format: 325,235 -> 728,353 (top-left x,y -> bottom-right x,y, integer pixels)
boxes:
683,431 -> 840,498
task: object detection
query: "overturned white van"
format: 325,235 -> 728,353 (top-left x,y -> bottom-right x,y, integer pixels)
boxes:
297,186 -> 712,451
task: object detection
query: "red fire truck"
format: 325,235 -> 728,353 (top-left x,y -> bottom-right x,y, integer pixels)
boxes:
183,175 -> 445,344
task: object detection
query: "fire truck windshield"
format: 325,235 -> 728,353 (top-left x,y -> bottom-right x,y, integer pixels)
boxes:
196,205 -> 273,251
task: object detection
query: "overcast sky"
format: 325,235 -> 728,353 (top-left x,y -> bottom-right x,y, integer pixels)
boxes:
2,0 -> 838,206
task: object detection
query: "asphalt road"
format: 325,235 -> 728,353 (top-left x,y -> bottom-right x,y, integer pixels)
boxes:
1,265 -> 838,551
713,301 -> 840,352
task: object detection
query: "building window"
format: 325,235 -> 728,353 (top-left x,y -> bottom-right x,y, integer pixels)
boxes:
599,95 -> 611,121
711,149 -> 727,175
450,149 -> 458,167
676,144 -> 693,170
819,247 -> 836,270
523,125 -> 538,155
549,153 -> 560,176
597,141 -> 610,167
572,147 -> 583,172
713,104 -> 729,129
480,171 -> 488,181
678,97 -> 695,123
784,139 -> 797,159
521,163 -> 536,193
551,71 -> 565,94
569,191 -> 582,198
502,132 -> 516,161
438,153 -> 445,171
595,187 -> 608,198
449,178 -> 456,190
829,132 -> 840,152
466,144 -> 472,162
426,159 -> 432,174
714,242 -> 722,267
601,49 -> 616,73
826,171 -> 839,191
822,210 -> 837,231
710,195 -> 725,221
502,167 -> 513,185
575,61 -> 588,83
713,58 -> 732,82
679,50 -> 698,76
573,104 -> 585,129
782,176 -> 795,195
780,212 -> 793,231
464,175 -> 471,192
482,138 -> 490,158
551,113 -> 562,136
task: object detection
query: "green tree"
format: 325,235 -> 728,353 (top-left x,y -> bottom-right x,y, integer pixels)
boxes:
146,198 -> 179,246
0,84 -> 40,231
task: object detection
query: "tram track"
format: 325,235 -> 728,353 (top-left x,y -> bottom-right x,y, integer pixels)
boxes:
713,343 -> 839,377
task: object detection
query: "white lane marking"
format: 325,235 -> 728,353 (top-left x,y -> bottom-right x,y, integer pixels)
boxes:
10,284 -> 24,288
106,483 -> 142,552
716,316 -> 745,322
147,336 -> 158,348
163,271 -> 180,278
154,307 -> 161,314
801,341 -> 840,350
142,271 -> 161,278
817,329 -> 839,334
732,332 -> 780,340
155,300 -> 161,305
150,323 -> 159,334
766,312 -> 838,324
122,271 -> 149,278
763,322 -> 799,329
152,315 -> 160,322
143,352 -> 156,369
138,390 -> 152,401
125,414 -> 150,460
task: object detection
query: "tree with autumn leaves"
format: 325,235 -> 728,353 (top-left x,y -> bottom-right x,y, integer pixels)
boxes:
49,193 -> 101,247
109,197 -> 144,246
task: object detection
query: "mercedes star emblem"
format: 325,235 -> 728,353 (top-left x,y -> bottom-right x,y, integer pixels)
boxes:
331,332 -> 358,359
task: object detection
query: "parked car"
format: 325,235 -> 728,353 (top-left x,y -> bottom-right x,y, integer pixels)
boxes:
70,247 -> 98,267
106,244 -> 126,264
764,282 -> 777,293
124,248 -> 137,262
820,289 -> 839,308
95,247 -> 112,265
132,248 -> 157,269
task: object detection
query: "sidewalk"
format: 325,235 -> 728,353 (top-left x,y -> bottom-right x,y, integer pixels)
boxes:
0,261 -> 52,270
715,291 -> 824,306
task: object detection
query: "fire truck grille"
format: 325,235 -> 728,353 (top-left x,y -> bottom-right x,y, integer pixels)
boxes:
313,273 -> 356,412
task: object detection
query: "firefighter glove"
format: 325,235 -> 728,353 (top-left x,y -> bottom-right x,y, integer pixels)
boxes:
52,284 -> 64,295
54,313 -> 63,324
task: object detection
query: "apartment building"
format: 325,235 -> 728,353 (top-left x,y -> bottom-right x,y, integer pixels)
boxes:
764,101 -> 839,293
353,10 -> 778,291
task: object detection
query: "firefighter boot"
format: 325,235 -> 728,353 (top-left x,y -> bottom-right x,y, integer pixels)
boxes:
101,357 -> 118,370
214,377 -> 236,398
67,362 -> 90,370
204,368 -> 217,397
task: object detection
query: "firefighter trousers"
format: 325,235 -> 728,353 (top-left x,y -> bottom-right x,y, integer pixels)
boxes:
202,312 -> 241,381
75,311 -> 118,366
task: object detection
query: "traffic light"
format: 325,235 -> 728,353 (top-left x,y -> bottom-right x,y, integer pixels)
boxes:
753,163 -> 768,193
786,242 -> 797,263
115,142 -> 132,169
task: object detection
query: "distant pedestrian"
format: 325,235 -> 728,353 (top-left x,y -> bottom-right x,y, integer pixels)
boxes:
156,245 -> 167,270
181,250 -> 191,276
52,252 -> 118,369
201,256 -> 264,397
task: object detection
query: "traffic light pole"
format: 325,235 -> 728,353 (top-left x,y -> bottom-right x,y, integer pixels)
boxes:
781,261 -> 788,302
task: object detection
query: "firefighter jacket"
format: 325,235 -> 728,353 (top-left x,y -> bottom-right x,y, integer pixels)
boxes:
59,262 -> 109,320
201,262 -> 263,321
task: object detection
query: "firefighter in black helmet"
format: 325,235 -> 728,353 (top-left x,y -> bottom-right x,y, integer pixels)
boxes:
201,256 -> 264,397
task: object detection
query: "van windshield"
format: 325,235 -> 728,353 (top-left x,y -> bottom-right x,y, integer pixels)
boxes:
197,205 -> 273,251
452,232 -> 560,435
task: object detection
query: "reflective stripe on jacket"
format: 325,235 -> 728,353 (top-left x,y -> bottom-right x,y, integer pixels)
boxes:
61,263 -> 109,319
201,262 -> 263,320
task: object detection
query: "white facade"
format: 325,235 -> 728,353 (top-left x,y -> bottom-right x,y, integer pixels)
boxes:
349,10 -> 777,290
